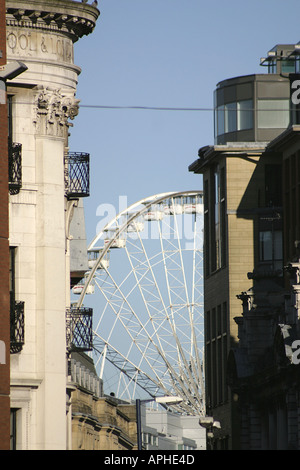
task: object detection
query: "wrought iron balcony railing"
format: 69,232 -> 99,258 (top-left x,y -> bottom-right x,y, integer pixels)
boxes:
66,307 -> 93,352
64,152 -> 90,199
9,142 -> 22,195
10,298 -> 25,354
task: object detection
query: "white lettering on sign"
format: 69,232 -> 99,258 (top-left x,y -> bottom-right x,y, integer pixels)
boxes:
291,79 -> 300,105
0,340 -> 6,364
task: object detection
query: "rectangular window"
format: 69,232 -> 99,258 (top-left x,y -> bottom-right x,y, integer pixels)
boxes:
212,340 -> 217,406
257,100 -> 290,129
223,337 -> 228,402
222,302 -> 228,334
205,303 -> 228,407
9,247 -> 16,305
214,168 -> 221,270
259,230 -> 283,269
205,166 -> 226,276
8,95 -> 13,145
268,60 -> 277,74
215,100 -> 254,136
213,165 -> 226,271
225,102 -> 237,133
212,307 -> 216,339
220,167 -> 226,267
265,164 -> 282,207
206,310 -> 211,342
217,304 -> 222,337
237,99 -> 253,130
10,408 -> 18,450
206,342 -> 211,406
281,59 -> 296,74
217,337 -> 223,402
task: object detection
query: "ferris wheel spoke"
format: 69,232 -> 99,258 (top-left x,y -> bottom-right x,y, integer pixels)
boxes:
74,191 -> 205,414
124,225 -> 203,406
92,330 -> 188,402
93,266 -> 183,393
124,229 -> 176,355
156,207 -> 203,403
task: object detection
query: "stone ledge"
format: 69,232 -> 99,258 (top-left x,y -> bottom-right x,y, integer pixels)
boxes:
10,377 -> 42,388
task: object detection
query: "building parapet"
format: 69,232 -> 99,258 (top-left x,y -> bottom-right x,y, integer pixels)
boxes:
70,354 -> 103,398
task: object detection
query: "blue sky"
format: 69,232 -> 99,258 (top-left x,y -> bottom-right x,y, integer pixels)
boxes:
69,0 -> 300,244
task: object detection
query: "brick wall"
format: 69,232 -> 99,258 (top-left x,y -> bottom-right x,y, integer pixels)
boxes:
0,0 -> 10,451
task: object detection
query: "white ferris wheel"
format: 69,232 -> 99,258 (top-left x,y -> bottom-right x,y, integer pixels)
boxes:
73,190 -> 205,416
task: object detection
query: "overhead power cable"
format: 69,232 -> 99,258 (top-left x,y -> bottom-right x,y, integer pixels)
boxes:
79,104 -> 213,111
10,101 -> 295,113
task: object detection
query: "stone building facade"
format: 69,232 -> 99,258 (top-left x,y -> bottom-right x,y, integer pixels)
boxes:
69,352 -> 138,450
6,0 -> 100,449
189,44 -> 300,449
0,0 -> 10,449
227,126 -> 300,449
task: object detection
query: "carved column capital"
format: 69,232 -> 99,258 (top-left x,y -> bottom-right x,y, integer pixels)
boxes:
33,86 -> 80,136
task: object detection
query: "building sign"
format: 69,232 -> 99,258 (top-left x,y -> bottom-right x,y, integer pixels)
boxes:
7,30 -> 73,65
290,73 -> 300,125
0,340 -> 6,364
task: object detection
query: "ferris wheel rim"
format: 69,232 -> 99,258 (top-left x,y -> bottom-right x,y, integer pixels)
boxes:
76,190 -> 203,306
89,190 -> 202,248
73,190 -> 205,414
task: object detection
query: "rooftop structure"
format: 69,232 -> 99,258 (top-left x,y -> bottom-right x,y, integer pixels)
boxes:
214,44 -> 300,145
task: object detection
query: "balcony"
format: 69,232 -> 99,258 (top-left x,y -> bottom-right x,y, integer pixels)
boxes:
9,142 -> 22,195
66,307 -> 93,352
10,298 -> 25,354
64,152 -> 90,199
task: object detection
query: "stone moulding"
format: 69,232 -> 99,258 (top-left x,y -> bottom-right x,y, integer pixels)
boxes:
6,0 -> 100,42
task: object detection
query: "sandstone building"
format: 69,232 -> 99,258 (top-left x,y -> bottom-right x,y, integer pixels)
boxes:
225,125 -> 300,449
70,352 -> 138,450
189,44 -> 300,449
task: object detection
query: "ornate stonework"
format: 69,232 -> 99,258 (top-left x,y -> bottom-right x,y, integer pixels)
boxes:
33,85 -> 80,136
6,0 -> 100,43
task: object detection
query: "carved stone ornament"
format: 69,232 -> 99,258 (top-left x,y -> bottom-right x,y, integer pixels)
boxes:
33,86 -> 80,136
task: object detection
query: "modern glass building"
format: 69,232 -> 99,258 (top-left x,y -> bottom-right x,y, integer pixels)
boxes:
214,44 -> 300,145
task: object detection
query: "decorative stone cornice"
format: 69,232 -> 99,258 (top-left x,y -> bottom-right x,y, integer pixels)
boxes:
6,0 -> 100,42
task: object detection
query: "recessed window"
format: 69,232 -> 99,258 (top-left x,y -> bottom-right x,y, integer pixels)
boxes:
259,230 -> 282,271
